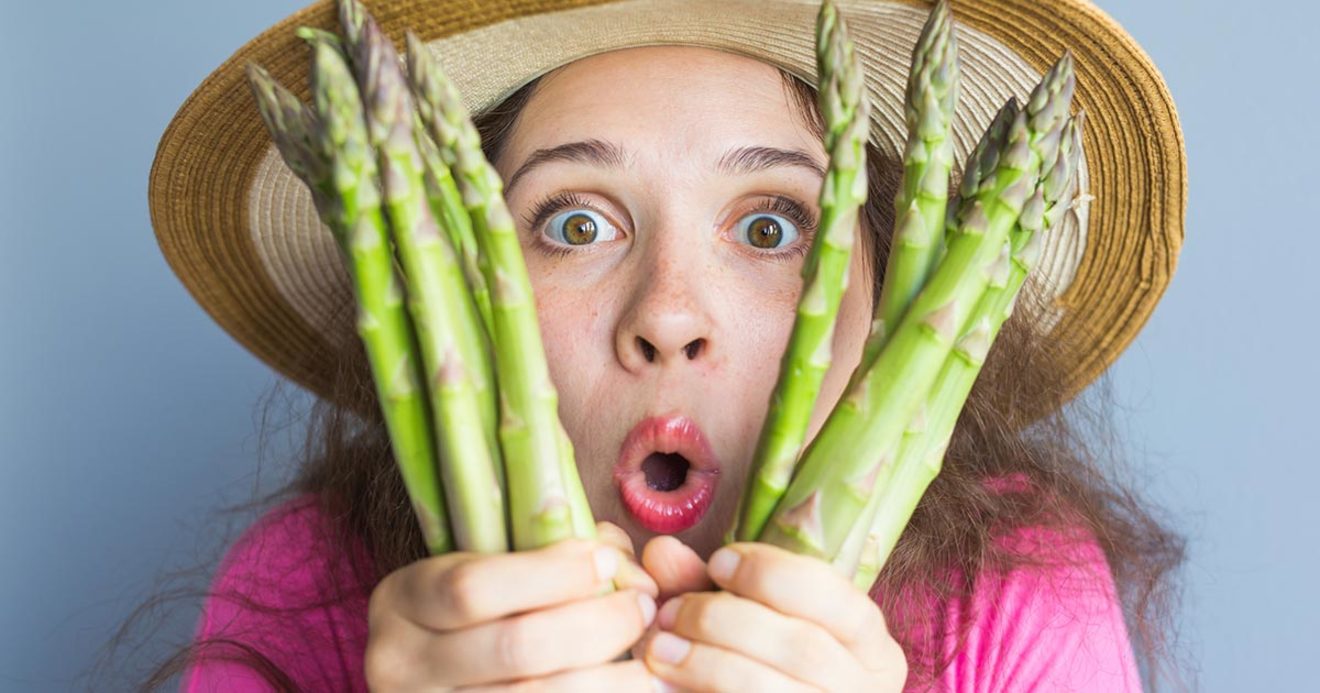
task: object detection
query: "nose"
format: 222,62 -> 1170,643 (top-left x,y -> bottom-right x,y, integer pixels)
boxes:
615,255 -> 715,372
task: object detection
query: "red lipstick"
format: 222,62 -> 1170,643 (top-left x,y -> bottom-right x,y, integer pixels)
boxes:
613,415 -> 721,534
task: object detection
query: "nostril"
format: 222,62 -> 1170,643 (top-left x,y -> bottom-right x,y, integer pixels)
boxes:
637,337 -> 657,363
683,339 -> 705,360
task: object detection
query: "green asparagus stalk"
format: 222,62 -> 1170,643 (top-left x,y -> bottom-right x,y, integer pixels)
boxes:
405,27 -> 594,549
949,98 -> 1020,246
831,95 -> 1020,576
325,9 -> 508,553
407,39 -> 494,341
732,0 -> 870,542
402,111 -> 508,502
246,63 -> 453,555
403,35 -> 504,498
849,111 -> 1083,588
860,0 -> 958,379
758,55 -> 1076,561
828,2 -> 960,571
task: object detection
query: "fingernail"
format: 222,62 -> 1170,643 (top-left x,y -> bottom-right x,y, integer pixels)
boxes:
594,546 -> 619,581
649,631 -> 691,665
657,595 -> 682,629
638,593 -> 657,626
707,548 -> 740,582
651,676 -> 678,693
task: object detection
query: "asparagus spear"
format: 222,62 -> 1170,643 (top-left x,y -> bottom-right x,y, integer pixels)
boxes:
862,0 -> 959,376
405,28 -> 593,549
325,8 -> 508,554
758,55 -> 1076,561
849,111 -> 1084,587
832,95 -> 1020,576
733,0 -> 870,542
408,47 -> 495,341
246,63 -> 453,556
403,37 -> 504,500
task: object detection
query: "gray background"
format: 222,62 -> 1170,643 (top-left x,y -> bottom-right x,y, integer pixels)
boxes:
2,0 -> 1314,689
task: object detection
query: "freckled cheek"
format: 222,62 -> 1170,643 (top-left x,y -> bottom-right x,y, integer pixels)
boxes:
535,282 -> 602,359
713,272 -> 802,420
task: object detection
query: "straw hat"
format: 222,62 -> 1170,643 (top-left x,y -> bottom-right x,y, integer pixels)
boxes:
148,0 -> 1185,409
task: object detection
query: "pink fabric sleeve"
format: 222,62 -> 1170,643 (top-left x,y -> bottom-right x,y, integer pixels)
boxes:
916,526 -> 1142,692
182,496 -> 371,692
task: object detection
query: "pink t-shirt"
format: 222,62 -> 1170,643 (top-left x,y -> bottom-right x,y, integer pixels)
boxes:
184,496 -> 1140,691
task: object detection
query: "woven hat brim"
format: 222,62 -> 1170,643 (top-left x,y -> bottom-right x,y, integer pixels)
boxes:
149,0 -> 1185,412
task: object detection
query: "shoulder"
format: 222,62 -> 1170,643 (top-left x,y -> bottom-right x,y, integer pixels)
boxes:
211,495 -> 364,590
184,495 -> 373,692
919,525 -> 1141,692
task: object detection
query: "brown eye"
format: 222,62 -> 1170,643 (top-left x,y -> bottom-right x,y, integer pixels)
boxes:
561,212 -> 597,245
746,216 -> 784,249
545,207 -> 615,248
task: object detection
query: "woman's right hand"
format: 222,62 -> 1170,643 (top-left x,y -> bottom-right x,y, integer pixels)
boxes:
364,522 -> 660,691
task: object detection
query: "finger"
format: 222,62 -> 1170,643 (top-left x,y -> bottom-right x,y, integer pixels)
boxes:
705,543 -> 893,668
425,588 -> 657,686
658,592 -> 862,690
597,523 -> 660,598
596,521 -> 636,557
394,539 -> 619,631
641,535 -> 713,603
644,631 -> 815,693
457,660 -> 659,692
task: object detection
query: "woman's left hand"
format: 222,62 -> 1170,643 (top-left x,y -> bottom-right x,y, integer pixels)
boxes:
635,538 -> 908,692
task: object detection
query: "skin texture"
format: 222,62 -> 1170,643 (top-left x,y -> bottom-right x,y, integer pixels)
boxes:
364,46 -> 905,691
498,45 -> 874,560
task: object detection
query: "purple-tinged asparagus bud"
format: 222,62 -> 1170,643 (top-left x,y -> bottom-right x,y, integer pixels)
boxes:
906,404 -> 929,434
776,490 -> 827,552
953,316 -> 993,366
1027,53 -> 1076,135
846,454 -> 890,500
958,199 -> 990,235
985,239 -> 1014,288
1000,113 -> 1034,173
1020,188 -> 1047,234
922,298 -> 961,343
1014,224 -> 1045,269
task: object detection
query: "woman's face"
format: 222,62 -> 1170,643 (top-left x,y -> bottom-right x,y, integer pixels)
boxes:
494,46 -> 874,558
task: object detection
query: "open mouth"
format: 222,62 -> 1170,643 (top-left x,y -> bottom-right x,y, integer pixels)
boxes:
642,452 -> 691,491
614,416 -> 721,534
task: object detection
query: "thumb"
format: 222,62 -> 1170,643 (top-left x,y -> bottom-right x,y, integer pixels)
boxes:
641,535 -> 714,603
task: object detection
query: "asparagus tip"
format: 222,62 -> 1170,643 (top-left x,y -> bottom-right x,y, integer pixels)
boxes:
336,0 -> 369,45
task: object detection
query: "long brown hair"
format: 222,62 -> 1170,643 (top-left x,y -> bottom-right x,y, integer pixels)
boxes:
130,65 -> 1185,690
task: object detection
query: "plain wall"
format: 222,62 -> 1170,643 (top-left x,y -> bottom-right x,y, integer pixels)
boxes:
2,0 -> 1315,689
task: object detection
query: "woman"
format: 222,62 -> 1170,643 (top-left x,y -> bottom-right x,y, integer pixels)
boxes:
148,0 -> 1186,690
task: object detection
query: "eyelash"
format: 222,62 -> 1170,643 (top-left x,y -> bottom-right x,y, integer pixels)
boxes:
520,191 -> 820,261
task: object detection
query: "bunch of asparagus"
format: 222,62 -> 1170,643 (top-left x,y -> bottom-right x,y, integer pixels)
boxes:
245,0 -> 1082,588
247,0 -> 592,554
735,1 -> 1082,587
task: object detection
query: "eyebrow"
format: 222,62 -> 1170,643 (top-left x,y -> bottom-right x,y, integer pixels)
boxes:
503,139 -> 826,195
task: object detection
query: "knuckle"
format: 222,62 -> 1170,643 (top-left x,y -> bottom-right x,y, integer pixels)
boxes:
779,623 -> 831,675
440,561 -> 488,625
735,555 -> 773,594
844,602 -> 882,648
492,618 -> 538,675
686,594 -> 723,636
366,576 -> 395,627
881,636 -> 909,680
363,635 -> 410,690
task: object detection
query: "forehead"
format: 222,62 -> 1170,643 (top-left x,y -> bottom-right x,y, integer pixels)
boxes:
507,45 -> 819,159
